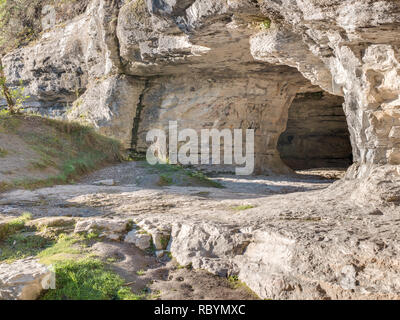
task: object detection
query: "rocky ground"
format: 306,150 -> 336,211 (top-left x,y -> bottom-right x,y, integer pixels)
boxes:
1,161 -> 399,300
1,0 -> 400,301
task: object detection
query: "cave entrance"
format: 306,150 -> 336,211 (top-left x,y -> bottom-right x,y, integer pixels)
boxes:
277,91 -> 353,171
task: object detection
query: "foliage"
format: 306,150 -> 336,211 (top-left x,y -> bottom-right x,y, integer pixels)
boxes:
1,54 -> 30,114
260,18 -> 271,30
0,233 -> 54,262
228,275 -> 240,288
0,0 -> 90,53
145,162 -> 224,188
9,80 -> 30,110
0,79 -> 30,114
37,233 -> 83,265
232,204 -> 255,211
136,269 -> 146,276
228,275 -> 260,299
0,114 -> 122,192
0,213 -> 58,263
0,0 -> 43,51
0,213 -> 155,300
158,173 -> 173,186
0,212 -> 32,241
41,258 -> 143,300
186,169 -> 224,188
0,109 -> 22,132
0,146 -> 7,157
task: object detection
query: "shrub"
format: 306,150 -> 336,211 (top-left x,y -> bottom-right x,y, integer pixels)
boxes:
41,258 -> 143,300
0,0 -> 90,53
260,18 -> 271,30
0,212 -> 32,240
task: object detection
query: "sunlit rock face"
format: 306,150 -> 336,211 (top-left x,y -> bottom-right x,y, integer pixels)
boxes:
1,0 -> 400,302
252,0 -> 400,166
136,73 -> 303,174
1,0 -> 122,109
1,0 -> 399,203
251,0 -> 400,204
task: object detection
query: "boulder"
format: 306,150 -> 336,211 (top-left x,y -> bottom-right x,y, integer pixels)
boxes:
74,218 -> 130,241
124,230 -> 152,250
0,259 -> 55,300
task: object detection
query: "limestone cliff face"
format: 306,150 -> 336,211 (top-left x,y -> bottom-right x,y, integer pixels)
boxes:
1,0 -> 400,205
253,0 -> 400,204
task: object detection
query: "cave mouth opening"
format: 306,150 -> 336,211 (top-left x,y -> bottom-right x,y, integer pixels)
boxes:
277,91 -> 353,172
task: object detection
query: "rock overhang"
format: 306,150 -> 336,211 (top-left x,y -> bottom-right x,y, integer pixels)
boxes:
1,0 -> 399,205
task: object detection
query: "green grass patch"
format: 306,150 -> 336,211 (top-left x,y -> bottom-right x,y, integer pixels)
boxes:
0,214 -> 151,300
0,212 -> 32,240
41,258 -> 144,300
228,275 -> 241,288
0,111 -> 22,133
136,269 -> 146,276
228,275 -> 260,299
158,173 -> 173,186
144,162 -> 224,188
186,170 -> 224,188
260,18 -> 271,30
166,252 -> 173,259
0,213 -> 63,263
0,114 -> 123,192
177,262 -> 193,270
232,204 -> 255,211
30,157 -> 57,169
0,177 -> 66,193
0,217 -> 88,264
0,147 -> 7,157
0,225 -> 142,300
159,235 -> 170,249
0,233 -> 54,263
37,233 -> 83,265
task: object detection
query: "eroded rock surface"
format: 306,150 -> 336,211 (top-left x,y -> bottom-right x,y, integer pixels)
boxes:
74,218 -> 131,241
1,1 -> 398,201
1,0 -> 400,300
1,162 -> 399,300
0,259 -> 54,300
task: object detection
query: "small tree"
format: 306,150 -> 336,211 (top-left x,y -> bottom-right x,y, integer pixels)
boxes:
0,56 -> 15,113
0,55 -> 29,114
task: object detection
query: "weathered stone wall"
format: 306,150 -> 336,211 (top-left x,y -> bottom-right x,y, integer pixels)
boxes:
1,0 -> 122,115
136,74 -> 300,174
66,75 -> 145,149
251,0 -> 400,204
278,92 -> 352,170
1,0 -> 310,174
1,0 -> 399,204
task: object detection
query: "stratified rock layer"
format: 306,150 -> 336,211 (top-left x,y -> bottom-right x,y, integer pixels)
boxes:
253,0 -> 400,203
1,166 -> 399,300
1,0 -> 310,174
1,0 -> 398,191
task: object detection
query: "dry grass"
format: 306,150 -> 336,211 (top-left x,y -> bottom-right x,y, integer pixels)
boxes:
0,113 -> 123,192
